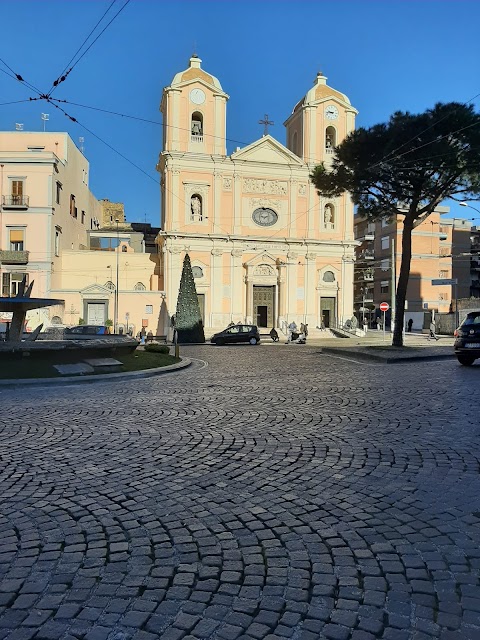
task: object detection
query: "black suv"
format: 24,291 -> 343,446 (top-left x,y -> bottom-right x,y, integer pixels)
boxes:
211,324 -> 260,346
454,311 -> 480,365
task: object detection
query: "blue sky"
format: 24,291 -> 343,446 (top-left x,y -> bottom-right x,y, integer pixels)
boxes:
1,0 -> 479,225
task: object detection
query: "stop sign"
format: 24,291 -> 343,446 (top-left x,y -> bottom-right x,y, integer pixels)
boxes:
380,302 -> 389,312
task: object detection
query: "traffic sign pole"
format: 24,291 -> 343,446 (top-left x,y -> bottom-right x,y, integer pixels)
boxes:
379,302 -> 390,342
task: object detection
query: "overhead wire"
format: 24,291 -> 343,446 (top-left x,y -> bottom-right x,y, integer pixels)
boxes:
47,0 -> 118,96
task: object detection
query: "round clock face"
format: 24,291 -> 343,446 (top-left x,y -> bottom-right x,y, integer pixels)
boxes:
190,88 -> 206,105
325,105 -> 339,120
252,207 -> 278,227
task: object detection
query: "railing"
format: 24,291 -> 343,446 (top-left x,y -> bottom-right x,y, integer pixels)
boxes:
325,148 -> 335,154
359,250 -> 375,260
2,195 -> 29,208
191,135 -> 203,143
0,250 -> 29,264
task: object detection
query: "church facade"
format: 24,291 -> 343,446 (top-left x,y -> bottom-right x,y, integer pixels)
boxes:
157,56 -> 358,335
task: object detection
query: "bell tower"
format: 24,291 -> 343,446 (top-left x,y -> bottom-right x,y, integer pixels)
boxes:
284,71 -> 357,165
160,55 -> 229,157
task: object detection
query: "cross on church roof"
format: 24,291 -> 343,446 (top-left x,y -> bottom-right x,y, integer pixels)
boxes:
259,113 -> 274,136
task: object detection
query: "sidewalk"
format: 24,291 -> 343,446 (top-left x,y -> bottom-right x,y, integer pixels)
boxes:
264,331 -> 456,362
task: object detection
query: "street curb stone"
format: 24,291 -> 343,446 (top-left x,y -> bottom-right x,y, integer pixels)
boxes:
321,347 -> 455,364
0,357 -> 192,387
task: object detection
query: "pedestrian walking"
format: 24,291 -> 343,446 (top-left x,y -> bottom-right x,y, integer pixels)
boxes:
407,318 -> 413,333
428,319 -> 439,341
376,317 -> 382,331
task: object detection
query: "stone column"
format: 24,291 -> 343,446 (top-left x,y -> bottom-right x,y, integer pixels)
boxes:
211,248 -> 223,329
231,249 -> 244,321
233,173 -> 242,235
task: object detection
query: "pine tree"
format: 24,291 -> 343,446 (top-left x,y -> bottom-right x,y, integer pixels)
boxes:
175,254 -> 205,343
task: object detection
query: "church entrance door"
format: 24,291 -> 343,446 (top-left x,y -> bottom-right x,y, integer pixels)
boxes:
253,286 -> 274,328
320,297 -> 336,328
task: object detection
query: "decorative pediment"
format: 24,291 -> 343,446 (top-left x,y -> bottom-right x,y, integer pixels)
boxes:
80,283 -> 112,296
244,252 -> 278,268
231,135 -> 304,166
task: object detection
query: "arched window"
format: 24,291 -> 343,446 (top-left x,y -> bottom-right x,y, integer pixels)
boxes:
191,112 -> 203,141
105,281 -> 115,291
325,126 -> 336,152
323,271 -> 335,282
292,131 -> 298,156
324,204 -> 335,228
134,282 -> 146,291
51,315 -> 63,325
192,266 -> 203,279
191,194 -> 203,221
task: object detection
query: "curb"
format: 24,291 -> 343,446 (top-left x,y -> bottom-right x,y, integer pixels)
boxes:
0,358 -> 192,387
321,347 -> 456,364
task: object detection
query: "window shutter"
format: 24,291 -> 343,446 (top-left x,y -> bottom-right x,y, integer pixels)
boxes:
2,273 -> 10,296
9,230 -> 24,242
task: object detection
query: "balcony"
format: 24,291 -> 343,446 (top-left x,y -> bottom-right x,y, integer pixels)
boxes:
191,135 -> 203,144
356,232 -> 375,242
471,260 -> 480,271
359,250 -> 375,261
362,271 -> 374,281
0,250 -> 29,264
2,195 -> 29,209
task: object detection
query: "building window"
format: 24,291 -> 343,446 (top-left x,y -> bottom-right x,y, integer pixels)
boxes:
145,305 -> 153,314
381,236 -> 389,250
191,112 -> 203,140
56,181 -> 62,204
81,210 -> 85,224
323,270 -> 335,282
9,229 -> 25,251
70,194 -> 77,218
11,180 -> 24,205
380,259 -> 389,271
191,194 -> 203,221
134,282 -> 146,291
192,266 -> 203,279
2,272 -> 28,297
324,204 -> 334,228
325,126 -> 336,152
381,281 -> 389,294
55,230 -> 60,257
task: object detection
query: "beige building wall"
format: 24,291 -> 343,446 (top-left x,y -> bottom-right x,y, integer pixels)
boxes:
157,57 -> 358,335
0,131 -> 102,328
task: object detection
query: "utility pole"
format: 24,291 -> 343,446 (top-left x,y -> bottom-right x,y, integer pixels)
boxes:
115,219 -> 120,334
391,236 -> 396,333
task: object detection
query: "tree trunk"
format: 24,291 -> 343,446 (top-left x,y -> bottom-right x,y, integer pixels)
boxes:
392,216 -> 414,347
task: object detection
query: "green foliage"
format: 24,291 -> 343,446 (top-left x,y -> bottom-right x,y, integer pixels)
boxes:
175,254 -> 205,343
105,319 -> 113,327
144,343 -> 170,354
78,318 -> 85,325
311,102 -> 480,346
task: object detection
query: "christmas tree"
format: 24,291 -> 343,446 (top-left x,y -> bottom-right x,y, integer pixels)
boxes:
175,254 -> 205,343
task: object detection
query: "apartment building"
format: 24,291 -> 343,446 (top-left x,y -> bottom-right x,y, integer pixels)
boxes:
0,132 -> 162,335
354,207 -> 474,330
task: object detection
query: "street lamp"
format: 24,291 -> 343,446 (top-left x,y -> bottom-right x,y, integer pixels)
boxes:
459,201 -> 480,216
115,218 -> 119,334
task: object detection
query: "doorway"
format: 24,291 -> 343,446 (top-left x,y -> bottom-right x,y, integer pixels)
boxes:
320,297 -> 336,328
253,286 -> 275,328
256,305 -> 268,327
87,302 -> 106,325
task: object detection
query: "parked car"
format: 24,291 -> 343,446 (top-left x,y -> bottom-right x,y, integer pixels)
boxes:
211,324 -> 260,346
454,311 -> 480,365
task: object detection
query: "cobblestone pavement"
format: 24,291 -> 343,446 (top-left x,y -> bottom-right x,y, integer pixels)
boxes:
1,345 -> 480,640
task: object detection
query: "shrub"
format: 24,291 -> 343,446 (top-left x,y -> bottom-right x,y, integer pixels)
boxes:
144,343 -> 170,354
